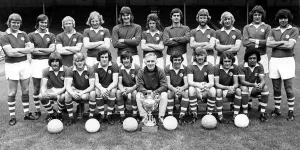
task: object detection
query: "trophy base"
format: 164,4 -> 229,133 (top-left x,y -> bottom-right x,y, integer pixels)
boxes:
141,125 -> 158,133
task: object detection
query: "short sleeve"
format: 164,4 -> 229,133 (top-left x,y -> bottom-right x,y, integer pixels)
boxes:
0,34 -> 10,47
238,64 -> 245,75
236,30 -> 242,40
50,33 -> 56,44
23,32 -> 30,43
104,29 -> 111,38
28,32 -> 34,43
190,29 -> 196,38
83,29 -> 89,38
42,68 -> 50,79
77,33 -> 83,43
215,30 -> 221,41
210,29 -> 216,38
164,66 -> 170,76
56,34 -> 63,44
187,64 -> 194,74
141,31 -> 147,40
233,65 -> 239,75
112,63 -> 119,73
88,67 -> 95,78
207,64 -> 214,75
134,64 -> 141,75
290,28 -> 299,41
183,66 -> 187,77
118,69 -> 123,77
214,65 -> 220,77
258,64 -> 264,75
65,67 -> 74,78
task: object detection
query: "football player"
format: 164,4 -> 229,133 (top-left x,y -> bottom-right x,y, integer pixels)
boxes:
266,9 -> 299,121
187,47 -> 216,124
83,11 -> 110,67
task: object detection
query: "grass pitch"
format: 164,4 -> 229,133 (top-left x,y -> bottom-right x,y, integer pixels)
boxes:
0,40 -> 300,150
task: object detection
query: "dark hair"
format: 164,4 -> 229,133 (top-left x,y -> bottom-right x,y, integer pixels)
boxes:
118,6 -> 134,23
146,13 -> 163,31
35,14 -> 48,29
97,49 -> 112,61
219,52 -> 235,65
244,49 -> 261,63
193,47 -> 207,62
48,52 -> 63,67
120,50 -> 133,64
170,51 -> 184,63
275,9 -> 293,22
170,8 -> 183,20
249,5 -> 266,22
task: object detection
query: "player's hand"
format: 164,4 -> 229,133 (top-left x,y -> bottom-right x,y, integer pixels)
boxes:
132,37 -> 136,40
170,38 -> 173,41
177,87 -> 183,95
102,89 -> 110,98
121,88 -> 127,96
118,39 -> 125,43
71,92 -> 80,100
249,38 -> 256,43
228,86 -> 235,94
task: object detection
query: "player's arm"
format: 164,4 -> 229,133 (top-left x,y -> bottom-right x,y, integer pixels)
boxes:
33,43 -> 56,55
215,39 -> 234,52
123,26 -> 142,46
96,38 -> 110,50
136,70 -> 147,94
40,78 -> 48,95
232,75 -> 239,89
189,36 -> 208,49
163,28 -> 178,46
94,73 -> 104,90
166,76 -> 177,93
83,37 -> 104,49
242,26 -> 256,47
277,39 -> 297,50
112,26 -> 127,48
141,39 -> 155,51
266,36 -> 285,48
227,40 -> 241,53
172,27 -> 190,43
214,77 -> 229,90
203,37 -> 216,51
154,70 -> 168,94
64,43 -> 82,53
258,74 -> 266,88
56,43 -> 74,55
187,74 -> 202,89
118,76 -> 125,91
147,41 -> 164,51
181,76 -> 189,91
106,73 -> 118,91
81,78 -> 95,94
65,77 -> 75,94
206,74 -> 214,88
2,44 -> 27,57
238,75 -> 255,87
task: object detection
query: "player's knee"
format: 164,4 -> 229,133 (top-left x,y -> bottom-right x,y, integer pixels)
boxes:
209,87 -> 216,96
89,91 -> 96,101
110,88 -> 117,98
64,91 -> 72,102
95,89 -> 101,97
33,85 -> 40,95
216,89 -> 223,97
167,90 -> 174,99
182,90 -> 189,98
8,91 -> 17,97
160,92 -> 168,102
189,87 -> 196,96
235,88 -> 242,96
240,86 -> 249,92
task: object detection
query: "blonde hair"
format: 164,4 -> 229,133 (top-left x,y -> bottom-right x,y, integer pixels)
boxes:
6,13 -> 22,27
86,11 -> 105,26
73,53 -> 86,66
61,16 -> 75,29
219,11 -> 235,26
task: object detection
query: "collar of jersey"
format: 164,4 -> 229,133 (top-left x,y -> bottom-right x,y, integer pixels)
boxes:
196,25 -> 211,31
120,64 -> 135,70
64,29 -> 77,35
6,29 -> 23,34
35,29 -> 50,35
220,27 -> 236,32
49,66 -> 64,72
169,64 -> 184,70
90,27 -> 104,31
98,61 -> 112,68
249,22 -> 265,26
170,24 -> 183,28
244,62 -> 259,68
220,65 -> 234,70
146,30 -> 160,35
275,24 -> 292,31
73,65 -> 88,71
192,61 -> 208,66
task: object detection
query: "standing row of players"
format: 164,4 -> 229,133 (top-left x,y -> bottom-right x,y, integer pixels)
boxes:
0,5 -> 297,126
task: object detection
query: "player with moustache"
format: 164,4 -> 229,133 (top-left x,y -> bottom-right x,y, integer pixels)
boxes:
163,8 -> 190,66
116,51 -> 141,123
164,52 -> 189,125
190,9 -> 216,65
0,13 -> 36,126
28,14 -> 56,119
83,11 -> 110,67
94,49 -> 119,125
112,6 -> 142,66
56,16 -> 83,67
266,9 -> 299,121
64,53 -> 96,126
39,52 -> 67,123
187,48 -> 216,124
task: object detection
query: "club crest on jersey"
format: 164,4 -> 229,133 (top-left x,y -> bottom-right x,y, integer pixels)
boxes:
46,38 -> 50,42
100,32 -> 104,35
232,35 -> 236,39
108,70 -> 112,74
261,29 -> 265,32
131,74 -> 135,78
156,37 -> 160,41
285,35 -> 290,39
204,72 -> 207,76
207,34 -> 211,39
21,37 -> 25,41
229,72 -> 233,76
85,75 -> 88,79
60,76 -> 64,80
73,38 -> 77,42
179,73 -> 183,77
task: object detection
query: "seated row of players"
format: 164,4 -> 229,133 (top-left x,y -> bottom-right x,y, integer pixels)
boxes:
1,5 -> 297,126
40,47 -> 268,127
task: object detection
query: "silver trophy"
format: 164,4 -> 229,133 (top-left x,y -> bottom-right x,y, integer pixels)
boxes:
141,91 -> 159,132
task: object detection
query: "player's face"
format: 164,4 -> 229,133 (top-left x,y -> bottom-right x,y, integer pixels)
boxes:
172,57 -> 182,69
222,57 -> 233,69
145,55 -> 157,71
279,18 -> 289,28
50,59 -> 60,71
122,13 -> 131,24
253,12 -> 262,24
39,19 -> 48,30
91,17 -> 100,29
248,54 -> 257,67
171,13 -> 181,24
195,54 -> 206,65
122,57 -> 132,68
148,20 -> 157,31
75,59 -> 85,70
223,17 -> 232,28
100,53 -> 109,67
198,15 -> 208,26
63,21 -> 74,32
9,20 -> 21,32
